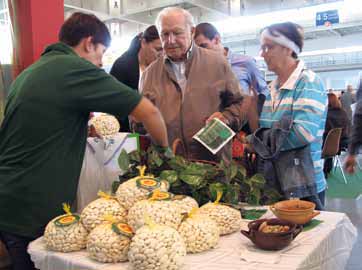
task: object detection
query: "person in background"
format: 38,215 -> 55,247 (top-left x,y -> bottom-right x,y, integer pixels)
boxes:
345,99 -> 362,174
323,93 -> 350,177
256,22 -> 328,208
194,22 -> 268,115
357,72 -> 362,101
110,25 -> 163,132
140,7 -> 257,162
0,12 -> 168,270
340,84 -> 356,124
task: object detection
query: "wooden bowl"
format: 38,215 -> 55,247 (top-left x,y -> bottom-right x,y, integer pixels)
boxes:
240,218 -> 302,250
270,200 -> 320,225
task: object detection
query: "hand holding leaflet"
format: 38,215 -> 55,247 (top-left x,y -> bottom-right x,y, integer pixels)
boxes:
193,118 -> 235,154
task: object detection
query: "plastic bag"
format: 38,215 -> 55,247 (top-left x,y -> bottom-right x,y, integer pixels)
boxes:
103,133 -> 139,182
76,140 -> 108,212
76,134 -> 139,212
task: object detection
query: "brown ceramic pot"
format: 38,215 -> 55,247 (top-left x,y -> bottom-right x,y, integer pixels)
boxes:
240,218 -> 302,250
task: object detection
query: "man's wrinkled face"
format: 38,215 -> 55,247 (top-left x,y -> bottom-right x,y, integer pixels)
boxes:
160,13 -> 193,61
194,34 -> 217,51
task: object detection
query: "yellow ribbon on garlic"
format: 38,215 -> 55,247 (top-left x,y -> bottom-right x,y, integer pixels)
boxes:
213,190 -> 223,205
97,190 -> 115,200
62,203 -> 72,215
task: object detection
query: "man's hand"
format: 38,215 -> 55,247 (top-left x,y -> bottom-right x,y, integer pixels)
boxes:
130,97 -> 168,147
206,112 -> 229,125
88,124 -> 102,138
344,154 -> 357,174
87,113 -> 101,138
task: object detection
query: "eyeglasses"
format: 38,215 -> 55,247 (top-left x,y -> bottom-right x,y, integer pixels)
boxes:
160,30 -> 186,40
259,43 -> 277,53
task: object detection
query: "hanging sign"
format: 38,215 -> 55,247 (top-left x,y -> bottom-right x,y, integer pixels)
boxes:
316,10 -> 339,26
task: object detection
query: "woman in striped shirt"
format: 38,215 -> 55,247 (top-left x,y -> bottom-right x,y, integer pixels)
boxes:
258,22 -> 328,208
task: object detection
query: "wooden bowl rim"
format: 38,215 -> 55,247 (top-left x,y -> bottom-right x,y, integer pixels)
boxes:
273,200 -> 315,212
248,218 -> 297,236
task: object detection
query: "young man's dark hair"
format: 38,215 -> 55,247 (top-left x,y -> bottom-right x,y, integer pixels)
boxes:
59,12 -> 111,47
0,12 -> 167,270
194,22 -> 220,41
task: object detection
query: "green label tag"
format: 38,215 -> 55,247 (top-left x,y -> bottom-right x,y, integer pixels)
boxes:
54,214 -> 80,227
112,223 -> 133,237
136,177 -> 161,191
148,191 -> 173,201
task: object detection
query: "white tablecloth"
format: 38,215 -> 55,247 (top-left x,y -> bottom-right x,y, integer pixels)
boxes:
28,211 -> 357,270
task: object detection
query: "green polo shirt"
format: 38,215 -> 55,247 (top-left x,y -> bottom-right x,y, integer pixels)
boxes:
0,43 -> 142,238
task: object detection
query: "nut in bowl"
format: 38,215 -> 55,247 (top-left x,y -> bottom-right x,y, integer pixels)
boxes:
240,218 -> 302,250
270,200 -> 320,225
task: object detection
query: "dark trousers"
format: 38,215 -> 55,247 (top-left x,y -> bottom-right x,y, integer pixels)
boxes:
323,157 -> 333,177
0,231 -> 37,270
302,190 -> 325,211
318,190 -> 326,206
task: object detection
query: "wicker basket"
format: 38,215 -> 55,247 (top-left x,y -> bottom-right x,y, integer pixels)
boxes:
171,138 -> 219,166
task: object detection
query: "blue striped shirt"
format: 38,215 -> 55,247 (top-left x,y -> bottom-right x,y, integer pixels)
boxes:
259,60 -> 328,193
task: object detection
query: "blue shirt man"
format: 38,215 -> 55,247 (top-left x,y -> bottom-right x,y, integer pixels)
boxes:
194,22 -> 268,115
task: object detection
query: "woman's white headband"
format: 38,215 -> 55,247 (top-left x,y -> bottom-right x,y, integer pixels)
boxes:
260,28 -> 301,54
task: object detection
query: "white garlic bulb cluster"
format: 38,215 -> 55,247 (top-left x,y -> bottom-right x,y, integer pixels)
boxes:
178,214 -> 219,253
128,225 -> 186,270
171,195 -> 199,214
87,222 -> 132,263
89,113 -> 120,137
198,203 -> 242,235
44,214 -> 88,252
116,177 -> 168,210
127,199 -> 182,232
81,197 -> 127,232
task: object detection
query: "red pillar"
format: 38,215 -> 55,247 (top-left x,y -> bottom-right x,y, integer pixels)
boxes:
12,0 -> 64,75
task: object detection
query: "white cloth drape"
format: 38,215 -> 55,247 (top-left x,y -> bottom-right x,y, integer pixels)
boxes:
29,211 -> 357,270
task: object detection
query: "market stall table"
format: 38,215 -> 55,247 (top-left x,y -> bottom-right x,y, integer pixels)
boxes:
28,211 -> 357,270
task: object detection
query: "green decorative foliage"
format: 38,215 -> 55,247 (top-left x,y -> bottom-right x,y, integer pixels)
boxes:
241,209 -> 268,220
159,170 -> 178,185
303,219 -> 323,232
128,150 -> 141,163
147,146 -> 163,169
111,181 -> 121,194
168,156 -> 189,171
118,149 -> 130,171
115,144 -> 281,205
209,182 -> 226,201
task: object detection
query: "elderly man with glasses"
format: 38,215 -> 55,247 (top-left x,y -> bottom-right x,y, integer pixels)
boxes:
139,7 -> 256,162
